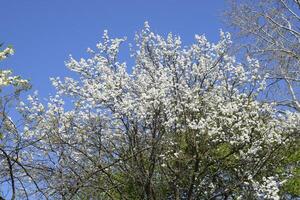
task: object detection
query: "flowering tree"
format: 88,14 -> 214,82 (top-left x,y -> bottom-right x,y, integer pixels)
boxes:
0,44 -> 30,199
17,23 -> 300,199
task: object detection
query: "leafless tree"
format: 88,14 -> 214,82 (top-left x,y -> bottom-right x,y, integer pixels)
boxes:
226,0 -> 300,111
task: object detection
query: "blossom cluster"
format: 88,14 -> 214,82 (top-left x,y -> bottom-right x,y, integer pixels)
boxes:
0,46 -> 14,61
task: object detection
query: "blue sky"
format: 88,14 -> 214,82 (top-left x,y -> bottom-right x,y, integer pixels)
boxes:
1,0 -> 227,97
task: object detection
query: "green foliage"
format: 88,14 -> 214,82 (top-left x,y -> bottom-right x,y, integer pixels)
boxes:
279,141 -> 300,197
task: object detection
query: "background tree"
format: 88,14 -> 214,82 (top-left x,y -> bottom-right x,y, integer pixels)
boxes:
226,1 -> 300,197
225,0 -> 300,112
19,23 -> 300,199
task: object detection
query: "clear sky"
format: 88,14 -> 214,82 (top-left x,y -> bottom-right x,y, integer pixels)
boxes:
1,0 -> 227,97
